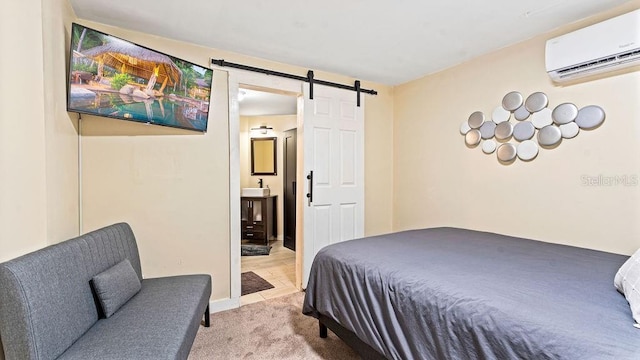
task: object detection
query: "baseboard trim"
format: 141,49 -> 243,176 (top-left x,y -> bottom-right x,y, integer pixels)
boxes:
209,297 -> 240,313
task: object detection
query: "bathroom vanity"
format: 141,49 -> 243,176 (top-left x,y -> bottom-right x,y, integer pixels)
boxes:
241,195 -> 277,245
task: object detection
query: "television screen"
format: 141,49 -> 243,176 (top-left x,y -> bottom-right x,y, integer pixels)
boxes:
67,23 -> 212,132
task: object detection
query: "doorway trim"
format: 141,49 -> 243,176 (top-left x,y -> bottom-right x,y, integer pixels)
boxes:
225,68 -> 302,304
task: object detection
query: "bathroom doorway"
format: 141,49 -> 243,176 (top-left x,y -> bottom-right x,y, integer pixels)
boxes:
225,69 -> 366,309
237,86 -> 298,305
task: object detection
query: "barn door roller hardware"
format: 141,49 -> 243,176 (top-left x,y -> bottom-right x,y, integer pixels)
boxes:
211,58 -> 376,107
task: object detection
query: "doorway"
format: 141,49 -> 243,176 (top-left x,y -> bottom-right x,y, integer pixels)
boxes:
238,86 -> 298,305
225,69 -> 366,309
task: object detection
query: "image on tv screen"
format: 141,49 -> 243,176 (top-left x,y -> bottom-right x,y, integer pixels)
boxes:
67,23 -> 212,132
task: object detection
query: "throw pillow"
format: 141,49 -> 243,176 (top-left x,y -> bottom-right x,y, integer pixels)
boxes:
91,259 -> 141,318
614,248 -> 640,326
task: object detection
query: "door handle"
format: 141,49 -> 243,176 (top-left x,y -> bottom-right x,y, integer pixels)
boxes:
292,181 -> 296,196
306,171 -> 313,207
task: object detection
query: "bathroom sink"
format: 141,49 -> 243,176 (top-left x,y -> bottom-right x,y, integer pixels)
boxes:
242,188 -> 270,197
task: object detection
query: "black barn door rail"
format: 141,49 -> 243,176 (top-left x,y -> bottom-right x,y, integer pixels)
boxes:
211,58 -> 377,107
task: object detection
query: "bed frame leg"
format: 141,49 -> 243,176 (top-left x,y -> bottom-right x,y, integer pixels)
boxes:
204,304 -> 210,327
319,321 -> 327,338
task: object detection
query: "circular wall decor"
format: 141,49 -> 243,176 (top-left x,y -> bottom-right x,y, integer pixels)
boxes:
459,92 -> 605,164
575,105 -> 606,130
537,125 -> 562,147
513,121 -> 535,141
465,129 -> 481,147
495,121 -> 514,140
560,122 -> 579,139
468,111 -> 485,129
482,140 -> 497,154
552,103 -> 578,125
514,105 -> 531,121
497,143 -> 517,162
502,91 -> 523,111
531,108 -> 553,129
517,140 -> 539,161
480,121 -> 497,139
492,106 -> 511,124
525,92 -> 548,113
460,121 -> 472,135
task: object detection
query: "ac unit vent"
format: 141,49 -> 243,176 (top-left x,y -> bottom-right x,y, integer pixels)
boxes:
546,9 -> 640,83
557,56 -> 618,75
618,49 -> 640,59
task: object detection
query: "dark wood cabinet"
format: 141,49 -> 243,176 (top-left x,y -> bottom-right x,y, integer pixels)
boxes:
241,195 -> 277,245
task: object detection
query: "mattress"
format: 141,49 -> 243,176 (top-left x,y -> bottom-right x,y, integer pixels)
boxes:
302,227 -> 640,359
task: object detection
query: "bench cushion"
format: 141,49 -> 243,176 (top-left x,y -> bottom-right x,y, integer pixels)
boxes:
58,275 -> 211,360
91,259 -> 142,318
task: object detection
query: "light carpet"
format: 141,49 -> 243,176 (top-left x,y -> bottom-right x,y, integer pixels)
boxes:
189,292 -> 360,359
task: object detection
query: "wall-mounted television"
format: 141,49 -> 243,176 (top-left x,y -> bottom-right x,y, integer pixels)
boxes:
67,23 -> 212,132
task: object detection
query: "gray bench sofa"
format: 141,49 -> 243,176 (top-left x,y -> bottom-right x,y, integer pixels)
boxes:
0,223 -> 211,360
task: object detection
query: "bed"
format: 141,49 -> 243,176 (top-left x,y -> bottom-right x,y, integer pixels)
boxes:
302,227 -> 640,359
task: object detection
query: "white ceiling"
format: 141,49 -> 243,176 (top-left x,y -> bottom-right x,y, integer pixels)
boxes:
69,0 -> 631,85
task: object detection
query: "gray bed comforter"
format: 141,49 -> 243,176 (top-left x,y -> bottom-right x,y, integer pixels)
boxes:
302,227 -> 640,359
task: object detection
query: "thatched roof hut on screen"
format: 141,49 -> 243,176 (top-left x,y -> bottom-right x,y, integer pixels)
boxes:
83,37 -> 182,92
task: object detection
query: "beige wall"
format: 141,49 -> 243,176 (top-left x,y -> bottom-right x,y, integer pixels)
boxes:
240,115 -> 297,240
80,69 -> 231,300
393,2 -> 640,255
0,0 -> 78,260
0,0 -> 48,264
77,21 -> 232,302
43,0 -> 80,243
78,21 -> 395,302
1,0 -> 78,357
364,84 -> 395,236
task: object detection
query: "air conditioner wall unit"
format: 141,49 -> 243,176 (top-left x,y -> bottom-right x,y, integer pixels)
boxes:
545,9 -> 640,83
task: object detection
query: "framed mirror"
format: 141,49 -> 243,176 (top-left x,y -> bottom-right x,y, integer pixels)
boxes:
251,137 -> 277,175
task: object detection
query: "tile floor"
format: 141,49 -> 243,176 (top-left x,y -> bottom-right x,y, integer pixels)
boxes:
240,240 -> 298,305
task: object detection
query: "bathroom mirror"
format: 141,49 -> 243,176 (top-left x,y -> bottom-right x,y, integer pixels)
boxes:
251,137 -> 277,175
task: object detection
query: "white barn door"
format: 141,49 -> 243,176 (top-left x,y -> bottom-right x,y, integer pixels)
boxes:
302,83 -> 364,288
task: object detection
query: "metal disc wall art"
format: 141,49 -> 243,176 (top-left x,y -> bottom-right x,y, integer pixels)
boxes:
468,111 -> 485,129
575,105 -> 606,129
531,108 -> 553,129
502,91 -> 523,111
513,121 -> 535,141
465,129 -> 481,147
482,140 -> 497,154
459,91 -> 606,164
537,125 -> 562,147
552,103 -> 578,125
480,121 -> 497,139
525,92 -> 548,113
460,121 -> 471,134
495,121 -> 514,140
514,105 -> 531,121
497,143 -> 517,162
560,122 -> 579,139
492,106 -> 511,123
517,140 -> 539,161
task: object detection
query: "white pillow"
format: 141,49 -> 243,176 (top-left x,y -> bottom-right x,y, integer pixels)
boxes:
614,248 -> 640,326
